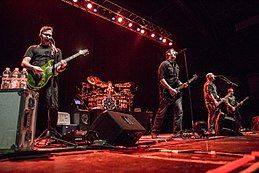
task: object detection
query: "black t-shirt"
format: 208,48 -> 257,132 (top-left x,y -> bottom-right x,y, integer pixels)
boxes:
203,81 -> 220,109
24,44 -> 62,67
158,59 -> 181,89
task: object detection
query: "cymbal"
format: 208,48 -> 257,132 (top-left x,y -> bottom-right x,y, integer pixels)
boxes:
87,76 -> 101,85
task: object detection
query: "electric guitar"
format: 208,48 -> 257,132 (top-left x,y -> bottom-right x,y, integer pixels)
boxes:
211,93 -> 231,114
27,49 -> 89,90
163,74 -> 198,102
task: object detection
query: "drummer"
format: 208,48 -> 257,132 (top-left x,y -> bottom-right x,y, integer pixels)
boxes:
104,81 -> 116,96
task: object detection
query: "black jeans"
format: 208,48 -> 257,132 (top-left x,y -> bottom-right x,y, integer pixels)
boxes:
151,94 -> 183,134
36,79 -> 59,137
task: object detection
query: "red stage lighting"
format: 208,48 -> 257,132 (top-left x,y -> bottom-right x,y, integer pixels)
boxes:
169,42 -> 173,46
151,33 -> 155,38
140,29 -> 145,34
73,0 -> 78,2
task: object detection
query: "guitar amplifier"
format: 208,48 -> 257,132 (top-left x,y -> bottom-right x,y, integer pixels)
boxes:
0,89 -> 39,152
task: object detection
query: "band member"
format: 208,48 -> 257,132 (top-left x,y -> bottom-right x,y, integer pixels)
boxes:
151,48 -> 188,138
203,73 -> 223,133
104,81 -> 115,96
21,26 -> 67,136
225,87 -> 243,128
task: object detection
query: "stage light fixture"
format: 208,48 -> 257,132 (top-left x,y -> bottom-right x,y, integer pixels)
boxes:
128,23 -> 133,28
87,3 -> 92,9
117,17 -> 123,23
62,0 -> 173,46
162,38 -> 167,43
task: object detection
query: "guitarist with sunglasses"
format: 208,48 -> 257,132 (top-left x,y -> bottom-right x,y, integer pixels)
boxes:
21,26 -> 67,137
151,48 -> 188,138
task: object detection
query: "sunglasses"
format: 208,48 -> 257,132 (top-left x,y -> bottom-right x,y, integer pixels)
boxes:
42,33 -> 52,37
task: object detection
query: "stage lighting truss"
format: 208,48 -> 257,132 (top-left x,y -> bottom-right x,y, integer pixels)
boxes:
61,0 -> 173,46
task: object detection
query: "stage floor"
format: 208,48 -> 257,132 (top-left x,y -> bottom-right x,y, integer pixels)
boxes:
1,132 -> 259,173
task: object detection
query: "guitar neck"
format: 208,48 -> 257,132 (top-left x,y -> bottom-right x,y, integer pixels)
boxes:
236,97 -> 249,108
176,76 -> 197,91
54,52 -> 81,68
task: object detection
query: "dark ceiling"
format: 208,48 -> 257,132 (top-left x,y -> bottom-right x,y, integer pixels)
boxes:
113,0 -> 259,74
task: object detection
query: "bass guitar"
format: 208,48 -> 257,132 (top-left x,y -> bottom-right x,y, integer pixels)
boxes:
163,74 -> 198,102
228,96 -> 249,113
27,49 -> 89,90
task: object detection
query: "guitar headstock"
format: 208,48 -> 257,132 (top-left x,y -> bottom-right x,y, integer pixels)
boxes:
192,74 -> 198,80
79,49 -> 89,56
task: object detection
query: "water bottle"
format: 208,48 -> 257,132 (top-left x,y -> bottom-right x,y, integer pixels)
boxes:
10,68 -> 21,89
1,67 -> 11,89
20,68 -> 28,89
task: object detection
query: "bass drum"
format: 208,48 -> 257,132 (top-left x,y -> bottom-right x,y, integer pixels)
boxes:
102,97 -> 116,110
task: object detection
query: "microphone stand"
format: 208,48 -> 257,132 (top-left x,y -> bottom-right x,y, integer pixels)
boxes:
181,48 -> 195,132
217,75 -> 238,87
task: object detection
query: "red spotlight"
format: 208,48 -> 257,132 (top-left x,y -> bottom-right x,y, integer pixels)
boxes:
128,23 -> 133,27
151,33 -> 155,38
117,17 -> 123,23
140,29 -> 145,34
87,3 -> 92,9
169,42 -> 173,46
73,0 -> 78,2
162,38 -> 167,43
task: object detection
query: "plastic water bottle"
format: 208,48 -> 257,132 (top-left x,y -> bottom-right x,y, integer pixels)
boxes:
10,68 -> 21,89
20,68 -> 28,89
1,67 -> 11,89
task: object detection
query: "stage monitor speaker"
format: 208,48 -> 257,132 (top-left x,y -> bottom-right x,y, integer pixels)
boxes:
0,89 -> 39,152
90,110 -> 146,146
215,113 -> 241,136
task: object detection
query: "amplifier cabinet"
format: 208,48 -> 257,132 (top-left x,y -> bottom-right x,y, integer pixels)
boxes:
0,89 -> 39,152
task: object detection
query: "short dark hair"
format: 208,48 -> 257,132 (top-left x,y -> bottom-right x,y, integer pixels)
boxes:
39,26 -> 53,36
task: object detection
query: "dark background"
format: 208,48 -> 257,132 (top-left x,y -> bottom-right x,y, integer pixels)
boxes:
1,0 -> 259,130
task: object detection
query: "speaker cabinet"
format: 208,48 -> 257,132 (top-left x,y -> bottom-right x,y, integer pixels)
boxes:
0,89 -> 39,152
90,110 -> 145,146
215,113 -> 241,136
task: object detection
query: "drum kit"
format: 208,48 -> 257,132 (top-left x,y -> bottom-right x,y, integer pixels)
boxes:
77,76 -> 136,111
